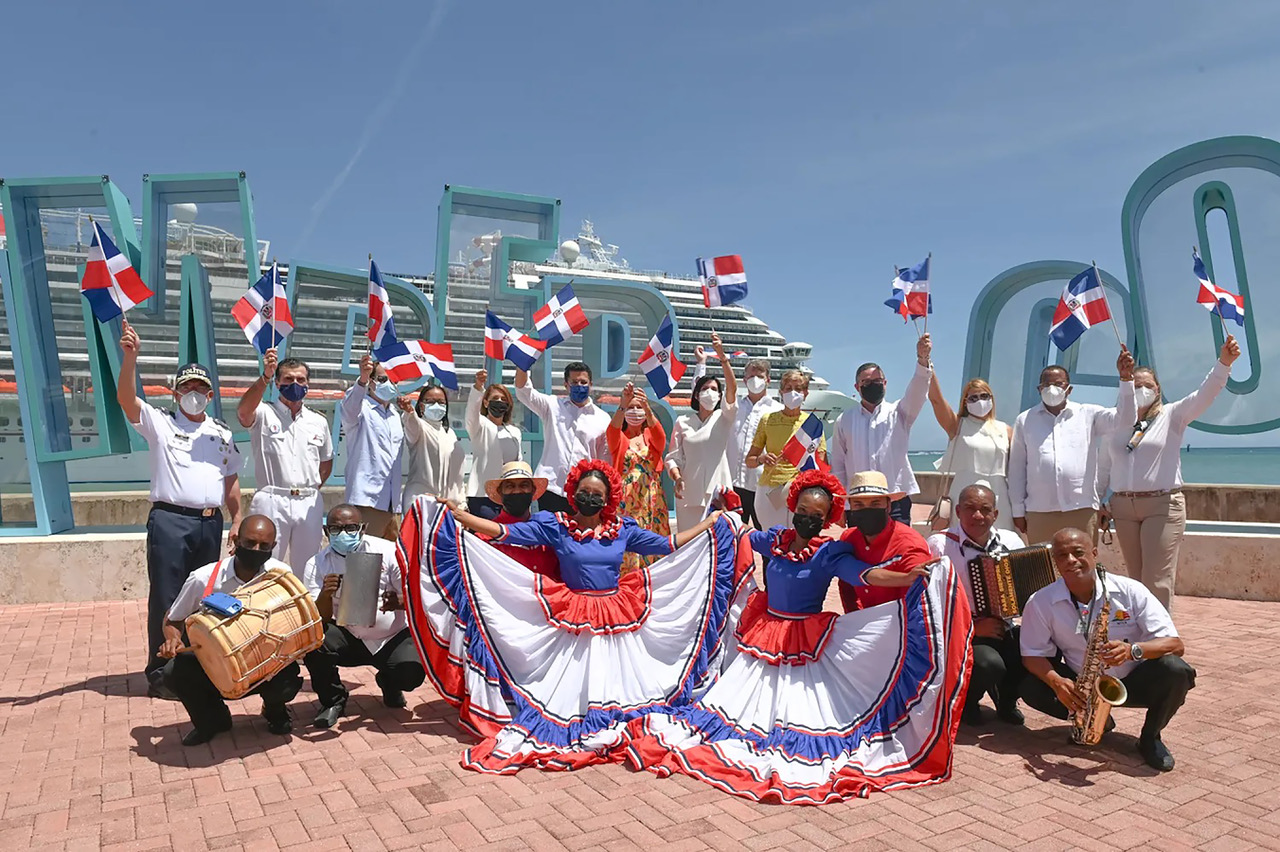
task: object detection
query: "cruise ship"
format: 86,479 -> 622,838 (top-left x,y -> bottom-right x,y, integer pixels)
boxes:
0,206 -> 844,487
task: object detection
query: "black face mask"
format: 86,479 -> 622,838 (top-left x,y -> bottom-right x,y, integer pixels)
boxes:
235,545 -> 273,572
860,381 -> 886,405
501,492 -> 534,517
847,507 -> 890,538
573,491 -> 607,517
486,399 -> 509,418
792,512 -> 826,540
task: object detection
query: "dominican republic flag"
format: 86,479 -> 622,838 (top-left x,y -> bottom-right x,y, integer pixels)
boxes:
367,259 -> 397,349
781,413 -> 828,472
533,283 -> 590,346
231,261 -> 294,354
484,311 -> 546,371
81,220 -> 154,323
639,315 -> 687,399
1194,249 -> 1246,327
883,256 -> 931,321
374,339 -> 458,390
1049,266 -> 1112,350
698,255 -> 748,308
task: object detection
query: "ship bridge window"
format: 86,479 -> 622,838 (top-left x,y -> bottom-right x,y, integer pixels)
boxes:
0,417 -> 8,426
80,417 -> 94,427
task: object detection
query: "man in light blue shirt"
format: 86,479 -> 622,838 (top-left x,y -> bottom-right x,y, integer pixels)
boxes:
341,353 -> 405,538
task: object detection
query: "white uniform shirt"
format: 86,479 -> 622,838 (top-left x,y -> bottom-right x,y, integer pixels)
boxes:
302,536 -> 405,654
340,384 -> 405,512
729,394 -> 781,490
129,402 -> 243,509
830,362 -> 932,498
1098,362 -> 1230,494
1008,394 -> 1130,516
249,400 -> 333,490
165,556 -> 291,623
1020,572 -> 1177,680
927,525 -> 1028,612
514,384 -> 610,496
465,387 -> 523,498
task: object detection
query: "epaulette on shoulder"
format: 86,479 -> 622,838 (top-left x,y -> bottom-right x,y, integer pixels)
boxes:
942,531 -> 961,543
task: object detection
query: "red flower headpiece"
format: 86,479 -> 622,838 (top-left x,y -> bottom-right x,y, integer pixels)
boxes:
564,459 -> 623,524
787,469 -> 846,523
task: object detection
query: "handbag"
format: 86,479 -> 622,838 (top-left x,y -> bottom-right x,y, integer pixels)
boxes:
927,438 -> 957,532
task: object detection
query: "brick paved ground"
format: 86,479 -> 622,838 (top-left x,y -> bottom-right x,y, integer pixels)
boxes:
1,594 -> 1277,852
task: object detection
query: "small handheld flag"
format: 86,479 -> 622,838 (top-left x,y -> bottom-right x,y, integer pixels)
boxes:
884,257 -> 932,324
781,413 -> 828,473
81,220 -> 154,323
1194,248 -> 1246,327
698,255 -> 749,308
1049,266 -> 1112,351
231,261 -> 294,354
638,315 -> 687,399
367,258 -> 397,349
373,339 -> 458,390
533,283 -> 589,346
484,311 -> 547,371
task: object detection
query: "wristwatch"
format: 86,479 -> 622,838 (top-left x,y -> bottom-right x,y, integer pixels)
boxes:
1130,643 -> 1144,661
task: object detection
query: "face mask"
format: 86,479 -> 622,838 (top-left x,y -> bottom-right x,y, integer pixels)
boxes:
501,492 -> 534,517
1040,386 -> 1067,407
624,408 -> 647,425
782,390 -> 804,410
371,380 -> 398,402
847,506 -> 890,538
746,376 -> 767,395
278,382 -> 308,403
1134,386 -> 1159,409
179,390 -> 210,416
792,512 -> 826,540
573,491 -> 607,516
330,530 -> 362,556
860,381 -> 886,405
698,389 -> 721,410
485,399 -> 509,418
235,545 -> 272,572
569,384 -> 591,404
422,402 -> 447,422
967,398 -> 993,418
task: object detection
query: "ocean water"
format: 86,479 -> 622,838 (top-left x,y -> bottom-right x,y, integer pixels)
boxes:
909,446 -> 1280,487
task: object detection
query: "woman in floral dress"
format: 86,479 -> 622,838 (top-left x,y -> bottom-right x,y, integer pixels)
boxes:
607,382 -> 670,572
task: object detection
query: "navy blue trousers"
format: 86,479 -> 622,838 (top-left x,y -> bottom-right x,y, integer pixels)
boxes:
145,506 -> 223,677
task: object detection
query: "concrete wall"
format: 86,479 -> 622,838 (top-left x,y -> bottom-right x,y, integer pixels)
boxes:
1,488 -> 350,527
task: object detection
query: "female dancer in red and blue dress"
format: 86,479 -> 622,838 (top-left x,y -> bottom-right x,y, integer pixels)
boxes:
625,470 -> 974,804
397,458 -> 754,774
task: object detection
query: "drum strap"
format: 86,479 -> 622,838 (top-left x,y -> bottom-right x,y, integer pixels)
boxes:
203,559 -> 230,597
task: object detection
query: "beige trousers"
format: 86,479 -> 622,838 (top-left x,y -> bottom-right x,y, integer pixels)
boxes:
1024,508 -> 1099,548
1110,492 -> 1185,612
356,506 -> 398,541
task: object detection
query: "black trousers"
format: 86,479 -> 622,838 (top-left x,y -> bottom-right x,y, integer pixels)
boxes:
163,652 -> 301,733
734,487 -> 761,529
890,496 -> 912,525
537,490 -> 572,515
466,497 -> 503,520
303,624 -> 425,708
967,630 -> 1026,712
1019,655 -> 1196,739
145,507 -> 223,676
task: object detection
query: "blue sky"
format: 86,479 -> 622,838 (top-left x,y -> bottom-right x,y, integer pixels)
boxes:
4,0 -> 1278,448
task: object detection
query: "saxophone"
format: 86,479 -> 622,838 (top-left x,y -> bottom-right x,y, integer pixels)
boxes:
1070,573 -> 1128,745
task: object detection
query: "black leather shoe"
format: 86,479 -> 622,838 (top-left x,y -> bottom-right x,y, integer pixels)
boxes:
996,704 -> 1025,726
181,715 -> 232,746
377,673 -> 407,709
313,703 -> 345,729
1106,715 -> 1117,733
1138,736 -> 1175,772
960,705 -> 984,726
263,706 -> 293,735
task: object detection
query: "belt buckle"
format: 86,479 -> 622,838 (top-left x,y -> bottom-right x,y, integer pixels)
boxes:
290,488 -> 302,497
201,508 -> 215,518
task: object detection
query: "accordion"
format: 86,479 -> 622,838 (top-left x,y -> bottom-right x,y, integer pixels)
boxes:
967,544 -> 1056,618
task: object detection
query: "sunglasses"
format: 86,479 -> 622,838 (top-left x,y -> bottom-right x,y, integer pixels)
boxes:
966,393 -> 992,403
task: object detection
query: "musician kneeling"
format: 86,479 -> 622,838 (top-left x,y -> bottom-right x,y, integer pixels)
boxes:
158,515 -> 302,745
302,504 -> 426,729
1019,528 -> 1194,771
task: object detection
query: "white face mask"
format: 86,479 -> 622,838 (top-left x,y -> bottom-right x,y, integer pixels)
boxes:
782,389 -> 804,410
1040,386 -> 1068,407
422,402 -> 447,422
624,408 -> 646,425
967,398 -> 993,418
745,376 -> 767,395
698,389 -> 721,410
179,390 -> 210,416
1134,386 -> 1159,410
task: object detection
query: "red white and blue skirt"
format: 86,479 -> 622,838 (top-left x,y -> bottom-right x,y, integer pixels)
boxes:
624,559 -> 973,804
397,496 -> 755,774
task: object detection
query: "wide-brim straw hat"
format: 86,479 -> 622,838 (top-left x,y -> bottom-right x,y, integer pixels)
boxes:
847,470 -> 890,497
485,461 -> 549,505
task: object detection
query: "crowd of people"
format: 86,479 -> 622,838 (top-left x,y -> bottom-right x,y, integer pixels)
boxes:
115,315 -> 1241,802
